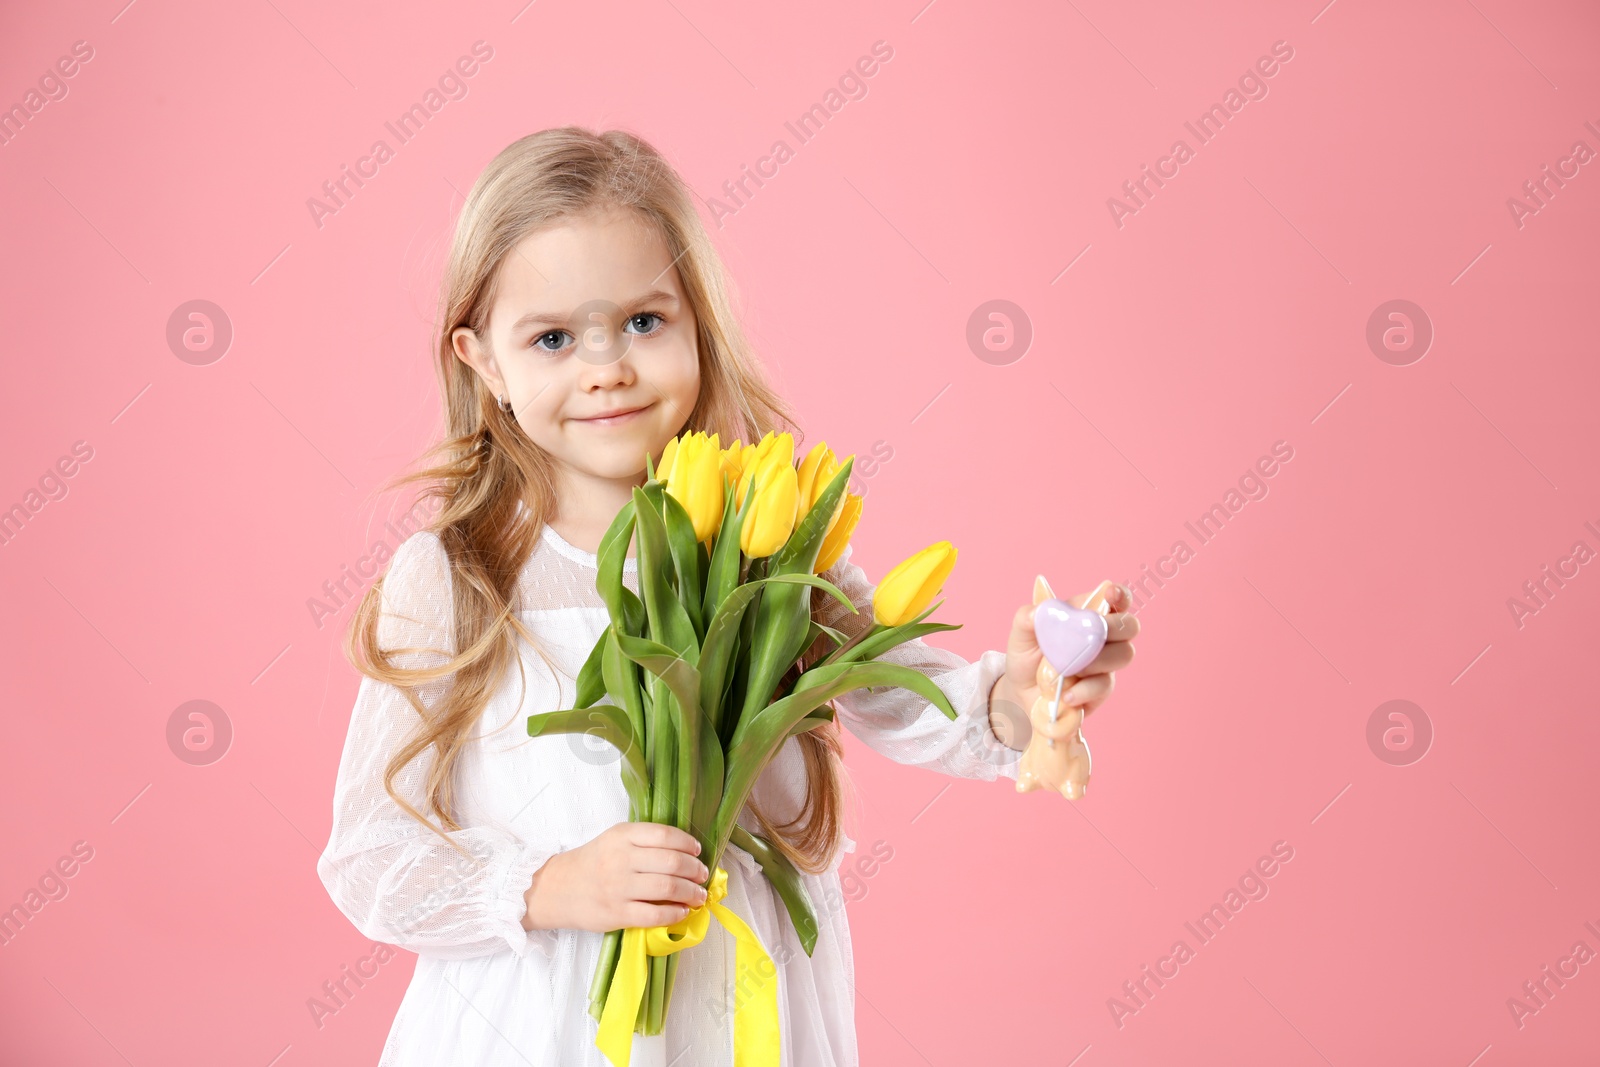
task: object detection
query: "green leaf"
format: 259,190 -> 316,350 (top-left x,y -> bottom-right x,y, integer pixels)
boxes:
712,660 -> 959,863
616,631 -> 711,847
718,633 -> 743,752
596,503 -> 645,637
600,626 -> 647,765
648,673 -> 678,826
729,826 -> 820,957
698,573 -> 853,741
616,632 -> 703,699
631,486 -> 697,657
574,629 -> 608,709
805,620 -> 849,655
691,701 -> 725,849
787,660 -> 959,721
527,705 -> 649,814
825,614 -> 961,669
660,488 -> 705,641
737,577 -> 815,729
738,459 -> 858,728
702,470 -> 755,623
790,706 -> 835,732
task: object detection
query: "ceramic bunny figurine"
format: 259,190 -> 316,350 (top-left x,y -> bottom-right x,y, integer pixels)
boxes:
1015,576 -> 1116,800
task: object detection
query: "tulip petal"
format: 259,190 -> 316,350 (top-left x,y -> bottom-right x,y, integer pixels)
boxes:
873,541 -> 957,627
815,493 -> 863,574
658,435 -> 680,483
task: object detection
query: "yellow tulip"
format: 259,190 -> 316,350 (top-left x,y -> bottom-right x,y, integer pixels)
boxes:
814,492 -> 863,573
656,434 -> 680,482
720,438 -> 745,491
796,442 -> 833,508
664,431 -> 723,542
873,541 -> 957,627
796,442 -> 854,541
728,439 -> 770,499
728,436 -> 762,508
740,452 -> 799,558
735,432 -> 793,511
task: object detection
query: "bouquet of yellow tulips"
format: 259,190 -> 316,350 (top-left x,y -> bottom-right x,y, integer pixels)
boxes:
527,430 -> 964,1066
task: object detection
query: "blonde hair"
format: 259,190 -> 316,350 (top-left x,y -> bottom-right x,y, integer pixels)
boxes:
345,126 -> 848,874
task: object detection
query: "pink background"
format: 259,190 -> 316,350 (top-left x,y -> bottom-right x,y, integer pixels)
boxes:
3,0 -> 1598,1063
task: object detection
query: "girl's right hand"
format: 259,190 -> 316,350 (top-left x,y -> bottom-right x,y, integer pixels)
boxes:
521,822 -> 710,934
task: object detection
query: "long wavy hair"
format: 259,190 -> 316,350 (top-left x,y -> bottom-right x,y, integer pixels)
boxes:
344,126 -> 851,875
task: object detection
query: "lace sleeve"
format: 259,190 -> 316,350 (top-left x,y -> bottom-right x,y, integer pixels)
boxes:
316,531 -> 562,960
811,543 -> 1022,782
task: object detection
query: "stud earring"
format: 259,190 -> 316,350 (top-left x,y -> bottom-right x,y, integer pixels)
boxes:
498,394 -> 513,414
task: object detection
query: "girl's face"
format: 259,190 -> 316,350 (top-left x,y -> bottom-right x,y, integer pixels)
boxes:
453,203 -> 702,503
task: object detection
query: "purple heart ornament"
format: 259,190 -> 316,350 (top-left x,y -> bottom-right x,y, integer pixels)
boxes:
1035,598 -> 1108,678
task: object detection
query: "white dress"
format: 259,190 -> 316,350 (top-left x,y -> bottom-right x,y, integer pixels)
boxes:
317,517 -> 1023,1067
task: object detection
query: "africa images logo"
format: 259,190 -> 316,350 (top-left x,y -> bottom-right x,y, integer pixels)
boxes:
305,41 -> 495,230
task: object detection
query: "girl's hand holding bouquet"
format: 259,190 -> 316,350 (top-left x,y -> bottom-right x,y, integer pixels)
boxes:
521,822 -> 709,934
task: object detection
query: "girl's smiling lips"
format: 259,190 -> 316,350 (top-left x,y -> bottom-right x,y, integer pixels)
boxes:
572,401 -> 654,426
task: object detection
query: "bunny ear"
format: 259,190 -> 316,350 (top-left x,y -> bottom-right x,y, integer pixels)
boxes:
1032,574 -> 1056,606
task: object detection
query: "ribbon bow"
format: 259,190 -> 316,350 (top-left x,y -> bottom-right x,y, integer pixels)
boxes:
595,866 -> 780,1067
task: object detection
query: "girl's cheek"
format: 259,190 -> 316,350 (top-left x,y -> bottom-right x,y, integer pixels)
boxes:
668,340 -> 702,391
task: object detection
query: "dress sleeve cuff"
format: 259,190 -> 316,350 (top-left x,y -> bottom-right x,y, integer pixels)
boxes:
967,650 -> 1026,781
491,840 -> 563,960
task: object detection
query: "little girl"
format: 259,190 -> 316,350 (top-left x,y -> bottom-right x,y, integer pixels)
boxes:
318,126 -> 1137,1067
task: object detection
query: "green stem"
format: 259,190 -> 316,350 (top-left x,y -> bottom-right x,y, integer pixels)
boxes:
660,953 -> 681,1031
646,954 -> 668,1033
635,966 -> 651,1032
588,928 -> 623,1022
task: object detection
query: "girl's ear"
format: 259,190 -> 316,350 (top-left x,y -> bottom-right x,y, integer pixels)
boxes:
452,325 -> 504,396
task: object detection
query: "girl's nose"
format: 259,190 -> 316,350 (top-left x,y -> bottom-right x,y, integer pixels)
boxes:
577,341 -> 635,387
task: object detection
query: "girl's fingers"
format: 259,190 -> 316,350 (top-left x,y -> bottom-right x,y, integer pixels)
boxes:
1106,612 -> 1140,642
626,821 -> 701,856
1063,672 -> 1114,709
625,900 -> 698,928
1009,603 -> 1041,658
1081,640 -> 1135,677
1037,638 -> 1132,692
634,872 -> 709,907
634,846 -> 710,883
1067,582 -> 1129,612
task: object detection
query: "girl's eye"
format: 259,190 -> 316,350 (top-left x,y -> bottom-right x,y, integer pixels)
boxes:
532,330 -> 571,353
533,316 -> 662,352
625,313 -> 665,336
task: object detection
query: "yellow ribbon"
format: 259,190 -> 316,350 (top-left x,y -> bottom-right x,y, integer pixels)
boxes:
595,866 -> 780,1067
